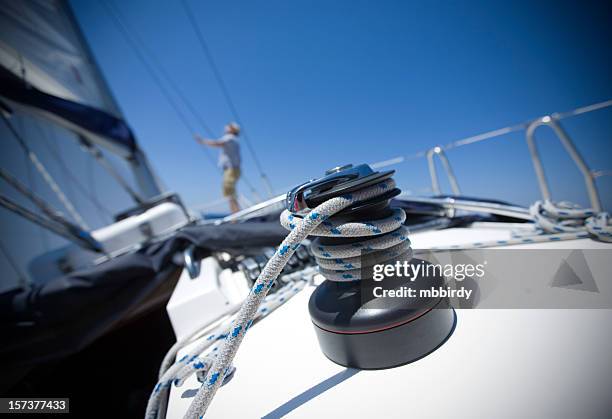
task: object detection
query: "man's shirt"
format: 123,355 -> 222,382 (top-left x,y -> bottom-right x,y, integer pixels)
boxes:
218,134 -> 241,170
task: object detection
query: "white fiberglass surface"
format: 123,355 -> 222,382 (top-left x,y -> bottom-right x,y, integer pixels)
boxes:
409,225 -> 612,250
167,275 -> 612,418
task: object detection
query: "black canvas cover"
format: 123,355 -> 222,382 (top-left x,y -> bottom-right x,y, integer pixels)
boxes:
0,217 -> 287,372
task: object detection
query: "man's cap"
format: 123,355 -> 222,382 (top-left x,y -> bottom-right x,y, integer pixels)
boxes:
227,122 -> 241,133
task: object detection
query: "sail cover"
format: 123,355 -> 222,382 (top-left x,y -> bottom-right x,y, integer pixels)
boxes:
0,217 -> 288,371
0,65 -> 137,154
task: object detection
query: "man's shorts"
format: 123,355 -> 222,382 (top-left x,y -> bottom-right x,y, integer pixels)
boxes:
222,167 -> 241,197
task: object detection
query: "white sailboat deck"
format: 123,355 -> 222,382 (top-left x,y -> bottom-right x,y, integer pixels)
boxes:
167,226 -> 612,418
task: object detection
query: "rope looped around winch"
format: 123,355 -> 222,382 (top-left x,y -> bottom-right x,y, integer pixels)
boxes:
183,177 -> 404,418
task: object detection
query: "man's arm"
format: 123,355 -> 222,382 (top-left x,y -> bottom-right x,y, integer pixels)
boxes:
194,134 -> 225,148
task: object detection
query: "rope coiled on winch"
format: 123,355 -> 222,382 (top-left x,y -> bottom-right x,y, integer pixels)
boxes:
280,198 -> 410,281
184,177 -> 407,418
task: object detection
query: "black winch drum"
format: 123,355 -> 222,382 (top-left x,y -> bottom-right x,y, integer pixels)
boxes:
308,263 -> 457,370
290,164 -> 456,369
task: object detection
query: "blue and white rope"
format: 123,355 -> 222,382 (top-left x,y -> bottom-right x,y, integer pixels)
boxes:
281,202 -> 410,282
585,212 -> 612,241
146,279 -> 306,419
184,178 -> 406,418
530,200 -> 594,233
280,207 -> 406,237
427,200 -> 612,250
310,226 -> 411,281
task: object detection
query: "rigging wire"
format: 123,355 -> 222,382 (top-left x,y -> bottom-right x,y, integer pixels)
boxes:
20,117 -> 50,251
180,0 -> 275,197
1,113 -> 90,230
0,194 -> 102,252
35,123 -> 114,221
105,0 -> 214,137
0,167 -> 91,236
100,0 -> 213,166
98,3 -> 192,134
0,167 -> 104,252
77,135 -> 146,205
101,0 -> 263,201
105,0 -> 262,201
0,239 -> 29,290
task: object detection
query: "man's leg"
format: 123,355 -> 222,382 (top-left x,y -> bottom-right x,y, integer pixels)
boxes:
223,168 -> 241,214
229,197 -> 240,214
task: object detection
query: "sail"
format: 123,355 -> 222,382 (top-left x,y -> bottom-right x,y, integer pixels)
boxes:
0,0 -> 120,114
0,0 -> 160,293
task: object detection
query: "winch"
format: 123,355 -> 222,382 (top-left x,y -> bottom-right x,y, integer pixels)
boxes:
285,163 -> 456,369
184,164 -> 460,418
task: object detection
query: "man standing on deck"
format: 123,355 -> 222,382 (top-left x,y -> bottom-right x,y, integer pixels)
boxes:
194,122 -> 242,213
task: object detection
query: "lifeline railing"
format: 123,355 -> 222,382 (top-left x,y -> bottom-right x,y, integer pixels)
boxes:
206,99 -> 612,224
526,116 -> 601,211
426,146 -> 461,195
419,99 -> 612,209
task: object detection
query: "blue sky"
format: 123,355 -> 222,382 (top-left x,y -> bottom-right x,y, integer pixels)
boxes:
70,0 -> 612,211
